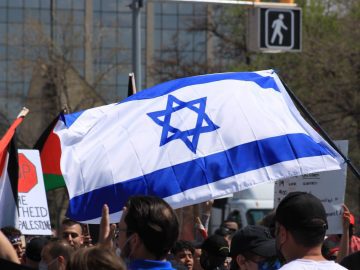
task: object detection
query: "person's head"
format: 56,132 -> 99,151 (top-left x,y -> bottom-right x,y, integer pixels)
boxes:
192,242 -> 203,270
23,236 -> 49,269
171,240 -> 195,270
216,217 -> 241,246
61,218 -> 84,249
1,226 -> 24,261
275,192 -> 328,262
230,225 -> 277,270
200,234 -> 230,270
259,210 -> 276,237
66,246 -> 125,270
40,239 -> 74,270
215,226 -> 236,246
222,219 -> 240,232
117,195 -> 179,260
226,211 -> 242,229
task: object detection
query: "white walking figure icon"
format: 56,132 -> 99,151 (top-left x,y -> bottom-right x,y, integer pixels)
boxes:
271,13 -> 288,45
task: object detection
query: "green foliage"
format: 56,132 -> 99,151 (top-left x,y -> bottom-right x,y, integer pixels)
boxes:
240,0 -> 360,213
153,0 -> 360,214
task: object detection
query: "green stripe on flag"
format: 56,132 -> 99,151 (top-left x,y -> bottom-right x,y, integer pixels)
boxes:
44,174 -> 66,191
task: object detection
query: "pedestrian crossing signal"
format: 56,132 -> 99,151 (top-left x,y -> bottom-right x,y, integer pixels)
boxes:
247,6 -> 302,52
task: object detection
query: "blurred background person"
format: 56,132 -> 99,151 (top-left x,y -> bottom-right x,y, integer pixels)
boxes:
66,246 -> 125,270
60,219 -> 84,249
230,225 -> 281,270
1,226 -> 25,263
39,239 -> 74,270
200,234 -> 230,270
171,240 -> 195,270
23,236 -> 49,269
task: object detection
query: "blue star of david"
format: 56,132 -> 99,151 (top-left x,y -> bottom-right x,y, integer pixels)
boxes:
147,95 -> 220,153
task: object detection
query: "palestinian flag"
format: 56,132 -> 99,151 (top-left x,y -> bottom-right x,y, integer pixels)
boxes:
34,115 -> 65,191
0,112 -> 26,227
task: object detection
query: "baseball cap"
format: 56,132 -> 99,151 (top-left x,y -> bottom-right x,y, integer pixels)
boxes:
230,225 -> 276,257
25,237 -> 49,262
275,192 -> 328,231
201,234 -> 229,257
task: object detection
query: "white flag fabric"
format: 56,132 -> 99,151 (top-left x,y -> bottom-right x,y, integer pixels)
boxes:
0,151 -> 18,228
52,70 -> 343,223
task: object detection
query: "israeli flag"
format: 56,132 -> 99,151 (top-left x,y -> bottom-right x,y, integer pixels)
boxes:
53,70 -> 343,223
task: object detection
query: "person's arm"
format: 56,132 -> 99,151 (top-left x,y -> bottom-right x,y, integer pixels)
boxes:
82,224 -> 93,247
194,200 -> 213,242
98,204 -> 117,250
0,231 -> 20,263
200,200 -> 213,230
336,204 -> 350,262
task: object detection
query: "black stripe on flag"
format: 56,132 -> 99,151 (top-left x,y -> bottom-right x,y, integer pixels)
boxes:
33,114 -> 60,150
8,136 -> 19,208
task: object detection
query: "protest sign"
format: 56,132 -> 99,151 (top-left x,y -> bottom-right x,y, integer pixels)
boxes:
274,140 -> 348,235
17,150 -> 51,235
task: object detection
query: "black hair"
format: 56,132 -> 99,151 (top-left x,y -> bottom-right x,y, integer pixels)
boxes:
288,226 -> 326,248
259,210 -> 276,237
171,240 -> 195,255
125,195 -> 179,260
61,218 -> 83,234
225,210 -> 242,228
1,226 -> 21,237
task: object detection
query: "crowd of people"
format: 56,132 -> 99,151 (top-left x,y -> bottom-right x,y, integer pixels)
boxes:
0,192 -> 359,270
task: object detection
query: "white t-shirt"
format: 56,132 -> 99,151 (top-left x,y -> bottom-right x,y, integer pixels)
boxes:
279,259 -> 348,270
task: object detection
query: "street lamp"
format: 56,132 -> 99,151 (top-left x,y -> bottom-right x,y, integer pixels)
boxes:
130,0 -> 144,91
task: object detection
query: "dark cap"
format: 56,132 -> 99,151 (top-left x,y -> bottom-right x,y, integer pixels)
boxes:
230,225 -> 276,257
25,237 -> 49,262
275,192 -> 328,231
201,234 -> 229,257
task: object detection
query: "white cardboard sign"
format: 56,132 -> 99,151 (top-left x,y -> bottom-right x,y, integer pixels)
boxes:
274,140 -> 348,235
17,150 -> 52,235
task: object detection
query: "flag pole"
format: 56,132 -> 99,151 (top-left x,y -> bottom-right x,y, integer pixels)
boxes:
1,107 -> 29,150
17,107 -> 29,118
128,72 -> 137,97
280,79 -> 360,180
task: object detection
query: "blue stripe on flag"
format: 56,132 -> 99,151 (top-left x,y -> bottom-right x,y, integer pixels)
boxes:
67,133 -> 332,221
122,71 -> 279,103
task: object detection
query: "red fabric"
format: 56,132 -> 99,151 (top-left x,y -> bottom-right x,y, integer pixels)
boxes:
0,117 -> 23,174
350,235 -> 360,253
0,117 -> 23,153
326,234 -> 360,254
40,130 -> 62,175
350,214 -> 355,225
